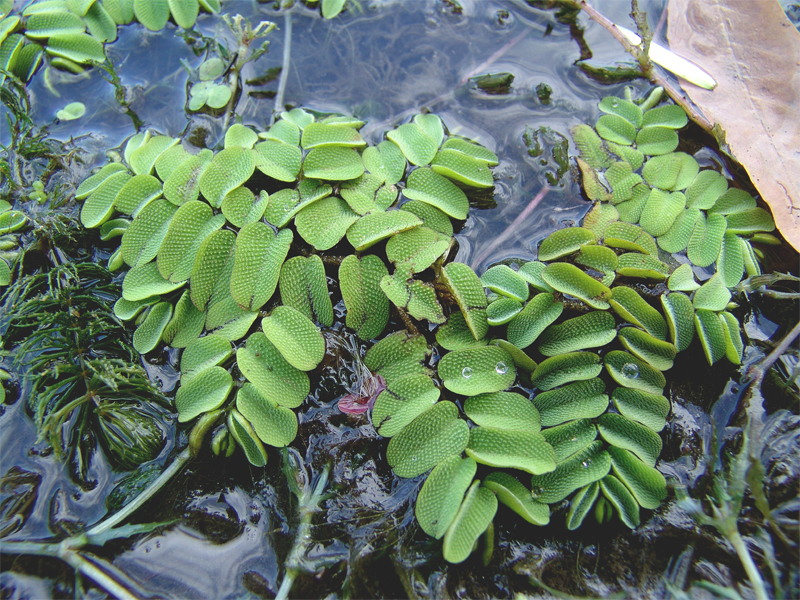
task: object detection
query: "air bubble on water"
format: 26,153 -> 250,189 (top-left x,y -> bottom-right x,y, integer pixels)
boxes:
581,460 -> 591,468
495,361 -> 508,375
621,363 -> 640,379
462,367 -> 472,379
531,486 -> 545,498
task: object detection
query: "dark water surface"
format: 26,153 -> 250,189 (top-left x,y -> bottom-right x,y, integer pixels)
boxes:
2,1 -> 799,598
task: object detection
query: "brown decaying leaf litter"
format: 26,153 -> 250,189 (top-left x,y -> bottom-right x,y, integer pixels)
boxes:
667,0 -> 800,252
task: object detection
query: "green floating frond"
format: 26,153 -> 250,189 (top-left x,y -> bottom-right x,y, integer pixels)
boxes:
661,291 -> 697,351
415,455 -> 477,539
694,309 -> 727,366
386,122 -> 438,166
122,261 -> 184,301
693,273 -> 731,312
26,11 -> 85,39
604,350 -> 666,394
400,200 -> 453,237
608,286 -> 667,341
386,401 -> 470,478
190,229 -> 235,311
571,124 -> 612,170
199,146 -> 256,208
530,352 -> 602,391
466,427 -> 556,474
567,481 -> 600,530
667,263 -> 700,292
582,203 -> 619,238
76,162 -> 128,199
487,297 -> 523,325
262,119 -> 300,145
635,126 -> 678,156
403,167 -> 469,220
600,474 -> 640,528
414,114 -> 445,148
484,472 -> 549,525
365,330 -> 431,384
373,373 -> 440,438
442,481 -> 498,564
517,261 -> 555,293
436,311 -> 487,351
657,208 -> 701,254
114,296 -> 159,321
132,301 -> 172,354
685,169 -> 728,210
538,227 -> 596,262
575,245 -> 618,277
598,96 -> 642,128
441,262 -> 489,341
158,200 -> 225,283
339,254 -> 390,340
530,441 -> 611,504
99,218 -> 129,241
295,196 -> 359,251
719,311 -> 744,365
595,114 -> 636,146
481,264 -> 529,302
121,198 -> 178,268
45,32 -> 105,63
464,391 -> 540,432
301,123 -> 365,149
507,292 -> 563,349
254,140 -> 302,183
236,383 -> 298,447
442,137 -> 498,165
641,104 -> 688,129
227,409 -> 268,467
346,210 -> 422,251
386,227 -> 449,274
164,149 -> 213,206
576,158 -> 612,201
129,135 -> 178,176
161,290 -> 204,348
616,183 -> 650,224
261,305 -> 326,372
221,188 -> 268,228
717,232 -> 745,288
537,311 -> 617,356
533,378 -> 608,427
439,346 -> 516,396
340,174 -> 392,214
687,212 -> 727,268
431,149 -> 494,188
280,108 -> 314,130
604,221 -> 658,255
81,170 -> 131,228
236,332 -> 309,408
598,413 -> 662,467
606,161 -> 642,204
541,263 -> 612,310
608,446 -> 667,510
175,365 -> 232,422
639,189 -> 686,237
725,208 -> 775,235
230,224 -> 292,311
606,141 -> 644,171
541,418 -> 598,463
133,0 -> 169,31
362,140 -> 406,186
612,387 -> 669,433
181,334 -> 232,383
615,253 -> 670,281
167,0 -> 199,29
115,173 -> 162,216
618,327 -> 676,371
708,188 -> 756,215
279,255 -> 333,327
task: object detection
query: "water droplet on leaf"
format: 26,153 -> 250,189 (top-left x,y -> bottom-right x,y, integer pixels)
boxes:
621,363 -> 640,379
495,361 -> 508,375
462,367 -> 472,378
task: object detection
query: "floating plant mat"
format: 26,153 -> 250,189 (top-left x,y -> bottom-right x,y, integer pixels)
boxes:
1,0 -> 798,599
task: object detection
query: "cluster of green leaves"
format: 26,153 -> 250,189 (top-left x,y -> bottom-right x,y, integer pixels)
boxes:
0,200 -> 26,285
0,262 -> 167,482
0,0 -> 221,82
74,110 -> 497,472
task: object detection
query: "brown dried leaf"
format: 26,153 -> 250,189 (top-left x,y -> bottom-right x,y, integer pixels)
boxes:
667,0 -> 800,251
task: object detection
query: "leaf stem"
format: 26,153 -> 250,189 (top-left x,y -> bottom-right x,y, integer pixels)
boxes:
86,448 -> 192,538
272,9 -> 293,125
727,530 -> 770,600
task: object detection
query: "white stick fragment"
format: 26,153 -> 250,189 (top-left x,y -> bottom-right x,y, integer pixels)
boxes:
617,25 -> 717,90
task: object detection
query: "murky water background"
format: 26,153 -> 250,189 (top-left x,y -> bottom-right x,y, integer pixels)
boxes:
2,0 -> 798,598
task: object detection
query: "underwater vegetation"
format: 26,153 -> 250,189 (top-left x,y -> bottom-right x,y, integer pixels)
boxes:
0,0 -> 798,598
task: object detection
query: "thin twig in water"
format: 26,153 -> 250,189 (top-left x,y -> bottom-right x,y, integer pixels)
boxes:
471,186 -> 550,269
574,0 -> 713,134
272,10 -> 293,125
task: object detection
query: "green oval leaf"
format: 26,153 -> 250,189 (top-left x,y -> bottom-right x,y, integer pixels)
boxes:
466,427 -> 556,475
611,387 -> 669,433
121,198 -> 178,268
687,212 -> 727,268
442,481 -> 498,564
618,327 -> 676,371
339,254 -> 389,340
295,196 -> 359,251
607,446 -> 667,510
236,383 -> 297,447
529,441 -> 611,504
694,308 -> 727,366
600,474 -> 640,528
227,409 -> 268,467
532,378 -> 608,427
464,391 -> 540,432
122,261 -> 184,301
279,255 -> 333,327
403,167 -> 469,220
364,330 -> 431,384
480,265 -> 529,302
303,146 -> 364,181
181,334 -> 232,383
237,332 -> 310,408
158,200 -> 225,283
386,401 -> 470,478
486,297 -> 523,325
540,418 -> 598,463
415,455 -> 477,539
595,114 -> 636,145
346,210 -> 422,251
530,352 -> 603,391
190,229 -> 235,311
132,301 -> 172,354
441,262 -> 489,341
439,346 -> 516,396
603,221 -> 658,255
161,290 -> 204,348
483,472 -> 549,525
175,365 -> 232,422
541,263 -> 612,310
537,311 -> 617,356
199,146 -> 255,208
372,373 -> 440,438
430,149 -> 493,188
230,224 -> 292,311
506,292 -> 563,350
635,126 -> 679,155
261,305 -> 325,371
254,140 -> 302,183
163,149 -> 213,206
566,481 -> 600,530
608,286 -> 667,341
81,170 -> 131,228
604,350 -> 666,394
598,413 -> 662,467
386,123 -> 437,166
